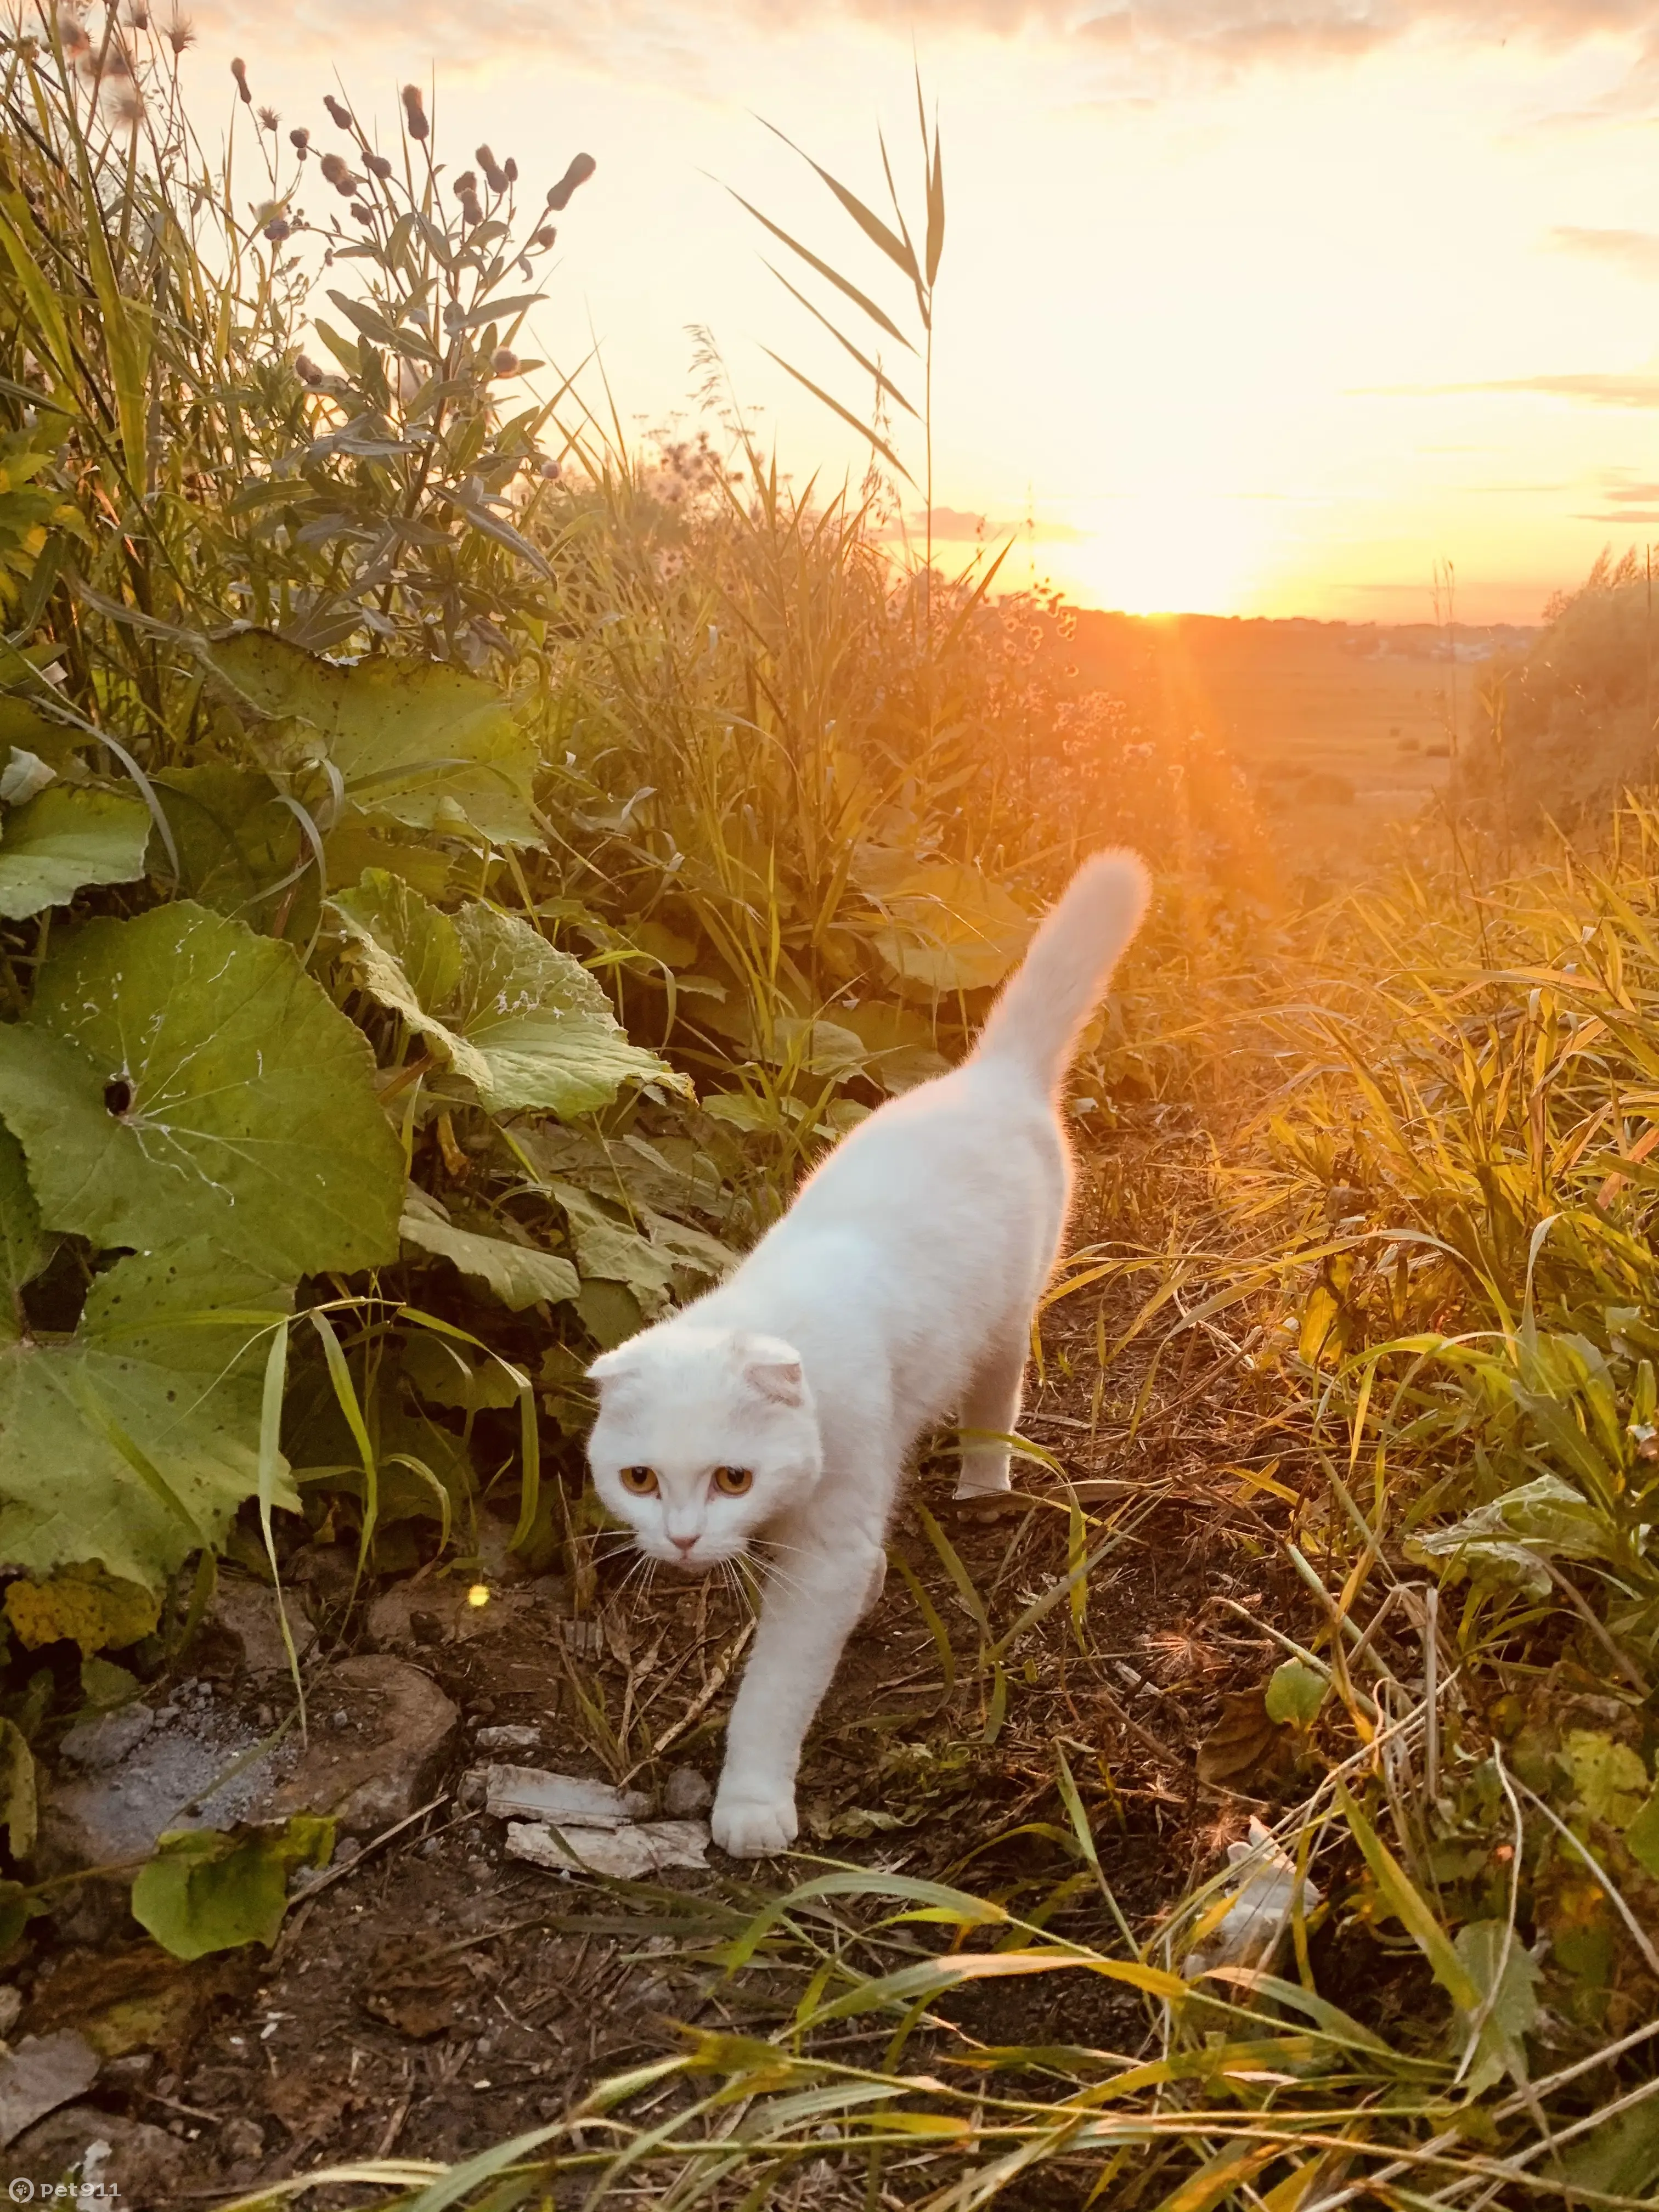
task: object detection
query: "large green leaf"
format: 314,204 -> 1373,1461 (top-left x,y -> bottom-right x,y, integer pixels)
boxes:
0,1239 -> 297,1590
0,901 -> 403,1276
860,862 -> 1031,994
132,1815 -> 334,1959
151,765 -> 303,919
334,871 -> 689,1119
0,1121 -> 48,1310
399,1186 -> 579,1310
208,630 -> 541,848
0,785 -> 150,918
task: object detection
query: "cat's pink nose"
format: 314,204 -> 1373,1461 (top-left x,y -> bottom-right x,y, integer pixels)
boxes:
670,1534 -> 698,1555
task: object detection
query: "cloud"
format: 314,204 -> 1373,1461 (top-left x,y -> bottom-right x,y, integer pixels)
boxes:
1379,371 -> 1659,407
190,0 -> 1659,84
1550,227 -> 1659,276
909,506 -> 1091,542
1599,479 -> 1659,501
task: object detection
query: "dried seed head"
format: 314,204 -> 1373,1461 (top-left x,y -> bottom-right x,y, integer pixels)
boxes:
111,86 -> 145,126
490,347 -> 520,376
476,144 -> 509,194
57,8 -> 90,55
295,353 -> 323,385
319,151 -> 359,195
365,151 -> 392,178
264,216 -> 291,242
453,170 -> 477,196
458,191 -> 482,227
104,41 -> 133,76
400,83 -> 427,139
441,302 -> 465,330
164,12 -> 192,50
323,93 -> 352,131
531,224 -> 556,250
230,55 -> 251,103
538,456 -> 560,480
258,105 -> 279,131
352,201 -> 376,223
289,125 -> 309,155
126,2 -> 149,26
504,156 -> 517,184
545,152 -> 595,212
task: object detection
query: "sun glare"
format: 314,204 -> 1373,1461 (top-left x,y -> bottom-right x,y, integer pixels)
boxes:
1046,497 -> 1280,618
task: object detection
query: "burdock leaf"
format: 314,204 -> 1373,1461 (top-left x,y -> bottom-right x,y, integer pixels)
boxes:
0,1243 -> 296,1593
399,1187 -> 579,1311
0,785 -> 150,918
335,872 -> 686,1118
0,901 -> 403,1276
207,630 -> 541,848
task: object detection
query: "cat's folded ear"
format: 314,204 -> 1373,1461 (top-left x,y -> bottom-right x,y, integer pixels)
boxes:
734,1333 -> 806,1408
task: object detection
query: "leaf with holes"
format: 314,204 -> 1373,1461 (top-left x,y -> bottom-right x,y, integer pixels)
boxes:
0,785 -> 151,919
0,1239 -> 295,1592
334,871 -> 688,1119
208,629 -> 541,848
0,901 -> 403,1276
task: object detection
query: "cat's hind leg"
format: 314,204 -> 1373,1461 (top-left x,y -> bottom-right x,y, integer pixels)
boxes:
955,1328 -> 1030,1498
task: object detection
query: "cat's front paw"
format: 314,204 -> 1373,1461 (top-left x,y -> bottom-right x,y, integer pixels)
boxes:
711,1785 -> 798,1858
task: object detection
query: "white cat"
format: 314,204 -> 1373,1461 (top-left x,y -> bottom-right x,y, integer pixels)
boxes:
585,850 -> 1150,1857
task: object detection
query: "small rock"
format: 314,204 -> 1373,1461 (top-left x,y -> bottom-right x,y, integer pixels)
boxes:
475,1722 -> 540,1753
505,1818 -> 709,1880
258,1657 -> 458,1835
13,2105 -> 184,2205
484,1767 -> 652,1827
662,1765 -> 712,1818
220,2114 -> 264,2162
0,2029 -> 99,2147
212,1576 -> 315,1676
367,1583 -> 449,1650
1183,1820 -> 1324,1979
58,1706 -> 155,1769
0,1988 -> 22,2039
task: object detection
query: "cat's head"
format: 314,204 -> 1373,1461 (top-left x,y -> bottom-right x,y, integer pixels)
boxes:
585,1323 -> 823,1570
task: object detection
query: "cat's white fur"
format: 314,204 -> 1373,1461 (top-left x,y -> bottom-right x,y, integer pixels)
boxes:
586,851 -> 1151,1857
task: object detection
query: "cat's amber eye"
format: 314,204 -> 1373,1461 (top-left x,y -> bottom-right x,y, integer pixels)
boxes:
713,1465 -> 753,1497
619,1465 -> 659,1496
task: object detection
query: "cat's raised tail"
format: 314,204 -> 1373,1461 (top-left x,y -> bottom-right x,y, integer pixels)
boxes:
972,850 -> 1152,1094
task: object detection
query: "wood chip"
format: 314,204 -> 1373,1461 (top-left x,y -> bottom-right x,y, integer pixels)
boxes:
484,1765 -> 653,1827
504,1818 -> 710,1880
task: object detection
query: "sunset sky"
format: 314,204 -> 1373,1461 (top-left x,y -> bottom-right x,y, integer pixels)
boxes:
184,1 -> 1659,624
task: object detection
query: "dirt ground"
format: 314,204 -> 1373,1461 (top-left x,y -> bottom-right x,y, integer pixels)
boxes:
13,1137 -> 1324,2208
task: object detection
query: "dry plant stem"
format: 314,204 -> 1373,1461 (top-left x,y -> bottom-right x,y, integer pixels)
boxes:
619,1618 -> 757,1784
1537,1554 -> 1647,1695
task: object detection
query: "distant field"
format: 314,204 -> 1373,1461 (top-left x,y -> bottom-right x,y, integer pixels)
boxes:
1065,610 -> 1539,868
